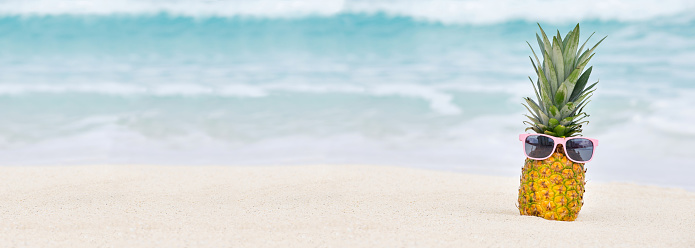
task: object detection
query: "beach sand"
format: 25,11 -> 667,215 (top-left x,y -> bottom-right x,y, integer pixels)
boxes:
0,165 -> 693,247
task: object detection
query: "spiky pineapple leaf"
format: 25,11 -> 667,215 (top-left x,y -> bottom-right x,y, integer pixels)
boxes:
525,114 -> 540,124
560,115 -> 575,126
576,32 -> 595,65
570,113 -> 589,124
522,121 -> 536,129
525,126 -> 542,133
529,57 -> 539,76
543,50 -> 559,94
536,34 -> 546,62
574,81 -> 599,105
548,105 -> 559,119
526,80 -> 544,111
537,23 -> 553,57
573,95 -> 592,114
524,97 -> 542,112
578,36 -> 606,65
524,24 -> 604,137
527,41 -> 542,66
551,37 -> 565,85
537,109 -> 550,125
522,100 -> 541,119
575,89 -> 595,105
554,89 -> 566,106
559,102 -> 574,118
569,66 -> 593,101
576,53 -> 595,73
535,66 -> 553,104
557,54 -> 594,104
556,30 -> 564,51
584,81 -> 599,93
528,77 -> 545,111
574,100 -> 592,116
562,28 -> 572,54
574,121 -> 590,128
562,24 -> 580,77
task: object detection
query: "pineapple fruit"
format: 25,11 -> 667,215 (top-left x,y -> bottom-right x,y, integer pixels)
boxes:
518,24 -> 605,221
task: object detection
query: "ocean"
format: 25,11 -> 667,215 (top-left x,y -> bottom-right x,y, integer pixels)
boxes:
0,0 -> 694,190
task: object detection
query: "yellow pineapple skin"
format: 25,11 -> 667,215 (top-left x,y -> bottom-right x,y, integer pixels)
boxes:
518,146 -> 586,221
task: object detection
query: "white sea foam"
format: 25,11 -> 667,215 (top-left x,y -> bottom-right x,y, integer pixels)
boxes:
0,82 -> 462,115
2,80 -> 692,119
0,0 -> 693,24
643,91 -> 695,137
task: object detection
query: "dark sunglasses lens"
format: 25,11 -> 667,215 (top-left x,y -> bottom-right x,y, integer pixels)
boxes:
565,138 -> 594,162
525,135 -> 554,159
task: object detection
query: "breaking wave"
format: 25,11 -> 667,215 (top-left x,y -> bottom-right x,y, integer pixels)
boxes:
0,0 -> 694,24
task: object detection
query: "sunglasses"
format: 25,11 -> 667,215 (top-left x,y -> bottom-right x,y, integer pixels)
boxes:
519,134 -> 598,163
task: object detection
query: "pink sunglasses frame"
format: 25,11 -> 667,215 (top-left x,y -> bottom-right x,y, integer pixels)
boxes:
518,133 -> 599,163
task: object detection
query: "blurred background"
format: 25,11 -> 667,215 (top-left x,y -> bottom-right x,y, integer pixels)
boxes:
0,0 -> 693,190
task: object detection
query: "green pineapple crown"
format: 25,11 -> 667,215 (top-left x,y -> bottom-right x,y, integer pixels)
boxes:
523,23 -> 606,138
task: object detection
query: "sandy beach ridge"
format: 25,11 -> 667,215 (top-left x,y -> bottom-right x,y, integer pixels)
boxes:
1,165 -> 693,247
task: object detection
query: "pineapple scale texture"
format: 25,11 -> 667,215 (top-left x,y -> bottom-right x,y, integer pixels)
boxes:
518,146 -> 586,221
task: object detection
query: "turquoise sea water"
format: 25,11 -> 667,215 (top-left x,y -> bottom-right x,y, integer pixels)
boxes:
0,1 -> 694,190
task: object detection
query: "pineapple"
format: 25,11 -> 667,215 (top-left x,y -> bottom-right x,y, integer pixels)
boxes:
518,24 -> 605,221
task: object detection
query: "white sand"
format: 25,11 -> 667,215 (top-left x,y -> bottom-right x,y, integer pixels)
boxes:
0,165 -> 693,247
